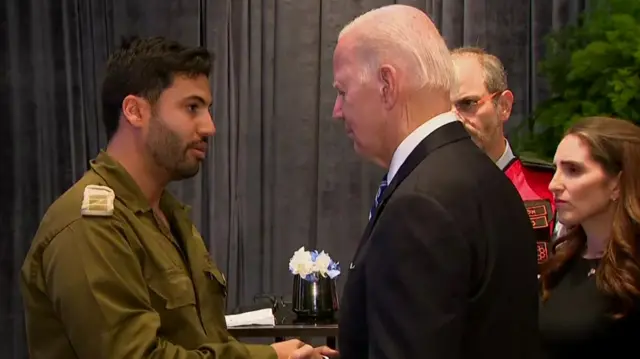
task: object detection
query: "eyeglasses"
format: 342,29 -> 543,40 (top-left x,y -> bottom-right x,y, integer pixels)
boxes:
453,92 -> 501,114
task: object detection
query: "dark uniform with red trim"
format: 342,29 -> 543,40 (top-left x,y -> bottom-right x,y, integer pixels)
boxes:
503,156 -> 556,264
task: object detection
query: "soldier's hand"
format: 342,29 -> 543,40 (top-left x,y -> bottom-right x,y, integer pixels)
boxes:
270,339 -> 305,359
288,344 -> 340,359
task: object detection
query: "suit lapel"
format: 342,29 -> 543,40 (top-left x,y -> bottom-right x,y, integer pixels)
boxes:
350,121 -> 470,267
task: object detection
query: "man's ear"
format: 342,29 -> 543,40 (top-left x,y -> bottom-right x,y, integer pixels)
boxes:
497,90 -> 514,123
379,64 -> 398,110
121,95 -> 150,129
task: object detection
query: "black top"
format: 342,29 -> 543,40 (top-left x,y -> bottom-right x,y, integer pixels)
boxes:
539,256 -> 640,358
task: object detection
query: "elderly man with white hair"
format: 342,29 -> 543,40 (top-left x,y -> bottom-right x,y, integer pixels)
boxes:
333,5 -> 540,359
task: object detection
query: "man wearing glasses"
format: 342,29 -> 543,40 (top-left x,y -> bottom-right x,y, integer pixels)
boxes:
451,47 -> 558,264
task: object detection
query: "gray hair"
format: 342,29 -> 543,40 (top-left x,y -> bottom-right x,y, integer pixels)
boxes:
338,5 -> 453,93
451,47 -> 508,94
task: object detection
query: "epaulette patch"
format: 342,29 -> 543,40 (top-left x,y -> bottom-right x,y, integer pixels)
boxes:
81,185 -> 115,217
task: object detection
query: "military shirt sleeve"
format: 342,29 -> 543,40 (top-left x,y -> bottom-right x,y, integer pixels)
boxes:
42,217 -> 277,359
227,336 -> 279,359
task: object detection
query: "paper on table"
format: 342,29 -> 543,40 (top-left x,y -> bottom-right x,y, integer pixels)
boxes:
225,308 -> 275,327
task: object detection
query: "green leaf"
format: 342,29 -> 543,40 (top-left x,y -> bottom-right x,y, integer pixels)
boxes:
522,0 -> 640,159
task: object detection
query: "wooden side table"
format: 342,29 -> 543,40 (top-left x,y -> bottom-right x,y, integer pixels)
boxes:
228,323 -> 338,349
227,302 -> 338,349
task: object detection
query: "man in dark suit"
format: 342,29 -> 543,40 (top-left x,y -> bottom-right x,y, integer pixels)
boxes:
332,5 -> 539,359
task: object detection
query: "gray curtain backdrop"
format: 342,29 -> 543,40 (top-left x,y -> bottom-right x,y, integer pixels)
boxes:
1,0 -> 586,357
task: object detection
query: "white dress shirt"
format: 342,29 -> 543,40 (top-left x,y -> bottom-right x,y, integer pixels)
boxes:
387,111 -> 458,183
495,140 -> 516,171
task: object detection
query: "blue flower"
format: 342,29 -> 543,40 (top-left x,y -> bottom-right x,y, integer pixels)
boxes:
327,260 -> 341,279
303,273 -> 318,282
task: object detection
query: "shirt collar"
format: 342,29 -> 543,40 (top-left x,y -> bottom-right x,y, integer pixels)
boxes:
495,139 -> 515,171
387,111 -> 458,183
89,150 -> 189,215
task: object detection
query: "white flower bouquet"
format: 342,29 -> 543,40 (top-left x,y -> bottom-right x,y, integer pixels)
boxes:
288,246 -> 341,282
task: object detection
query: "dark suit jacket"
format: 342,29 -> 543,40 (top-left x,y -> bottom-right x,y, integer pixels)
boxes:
338,121 -> 539,359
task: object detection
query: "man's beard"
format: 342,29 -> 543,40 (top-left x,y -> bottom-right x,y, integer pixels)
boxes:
146,115 -> 202,181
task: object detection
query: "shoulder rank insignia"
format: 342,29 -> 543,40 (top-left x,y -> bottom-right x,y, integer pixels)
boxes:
81,185 -> 115,217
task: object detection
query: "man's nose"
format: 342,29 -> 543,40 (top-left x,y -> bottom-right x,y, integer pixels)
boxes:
332,97 -> 343,120
452,109 -> 466,123
199,112 -> 216,137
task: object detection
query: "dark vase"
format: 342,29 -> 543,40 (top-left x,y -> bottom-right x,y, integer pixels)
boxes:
291,274 -> 339,321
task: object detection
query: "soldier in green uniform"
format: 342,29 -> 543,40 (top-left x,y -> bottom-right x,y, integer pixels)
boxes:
20,37 -> 338,359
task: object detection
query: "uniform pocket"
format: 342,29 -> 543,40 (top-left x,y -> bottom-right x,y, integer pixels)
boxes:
148,268 -> 197,310
203,265 -> 227,297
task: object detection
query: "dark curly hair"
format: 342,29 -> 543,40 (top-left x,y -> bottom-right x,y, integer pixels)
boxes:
540,116 -> 640,319
100,36 -> 213,141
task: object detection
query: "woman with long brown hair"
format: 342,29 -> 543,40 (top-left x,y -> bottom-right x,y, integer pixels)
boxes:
539,116 -> 640,357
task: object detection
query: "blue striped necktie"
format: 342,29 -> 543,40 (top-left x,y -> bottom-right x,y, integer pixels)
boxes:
369,174 -> 388,220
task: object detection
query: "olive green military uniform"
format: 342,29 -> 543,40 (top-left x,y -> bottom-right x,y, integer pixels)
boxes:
20,151 -> 277,359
